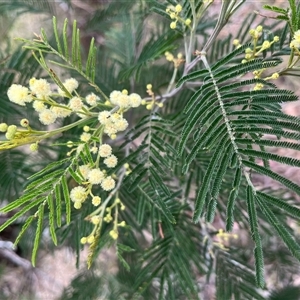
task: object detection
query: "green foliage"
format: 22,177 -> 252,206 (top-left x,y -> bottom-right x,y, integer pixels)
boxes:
1,1 -> 300,299
0,0 -> 55,16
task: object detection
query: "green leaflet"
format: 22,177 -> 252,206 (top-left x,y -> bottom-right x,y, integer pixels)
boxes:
226,168 -> 242,231
257,196 -> 300,261
246,186 -> 265,288
14,216 -> 35,247
239,148 -> 300,168
207,144 -> 233,222
61,175 -> 71,224
47,194 -> 57,245
0,198 -> 45,232
55,184 -> 62,228
243,160 -> 300,196
193,137 -> 230,222
257,191 -> 300,220
32,204 -> 45,267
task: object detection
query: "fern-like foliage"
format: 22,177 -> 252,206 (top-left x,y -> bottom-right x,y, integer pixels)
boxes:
0,0 -> 55,16
176,43 -> 300,287
121,113 -> 177,224
17,17 -> 101,98
2,1 -> 300,299
0,151 -> 85,265
216,251 -> 266,300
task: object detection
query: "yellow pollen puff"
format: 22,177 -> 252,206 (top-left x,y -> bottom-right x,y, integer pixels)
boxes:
80,237 -> 87,244
245,48 -> 252,54
6,125 -> 17,139
122,89 -> 128,95
0,123 -> 8,132
30,143 -> 39,152
254,83 -> 264,90
249,29 -> 255,36
118,221 -> 126,227
185,19 -> 191,26
233,39 -> 240,46
5,132 -> 14,140
29,77 -> 36,86
146,84 -> 152,90
92,196 -> 101,206
91,216 -> 101,225
104,214 -> 113,223
271,73 -> 279,79
74,201 -> 82,209
170,12 -> 176,19
165,51 -> 174,61
273,36 -> 279,42
83,125 -> 90,132
170,22 -> 177,29
90,146 -> 98,154
109,230 -> 118,240
146,104 -> 153,110
87,235 -> 95,244
110,134 -> 117,140
245,53 -> 252,60
99,143 -> 112,157
80,132 -> 91,142
175,4 -> 182,12
7,124 -> 17,134
262,41 -> 270,49
157,102 -> 163,108
256,25 -> 263,32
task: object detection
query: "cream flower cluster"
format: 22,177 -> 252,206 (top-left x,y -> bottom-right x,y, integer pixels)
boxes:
69,144 -> 118,209
166,4 -> 191,29
6,77 -> 101,126
109,89 -> 142,109
85,93 -> 100,106
70,186 -> 87,209
239,25 -> 279,64
7,84 -> 33,106
57,78 -> 79,97
29,78 -> 51,98
98,111 -> 129,139
290,30 -> 300,49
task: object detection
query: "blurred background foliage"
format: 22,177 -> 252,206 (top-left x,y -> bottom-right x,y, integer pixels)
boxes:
0,1 -> 300,299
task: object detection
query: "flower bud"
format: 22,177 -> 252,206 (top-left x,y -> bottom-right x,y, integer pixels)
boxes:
185,19 -> 191,26
175,4 -> 182,12
29,143 -> 39,152
170,22 -> 177,29
0,123 -> 8,132
20,119 -> 29,127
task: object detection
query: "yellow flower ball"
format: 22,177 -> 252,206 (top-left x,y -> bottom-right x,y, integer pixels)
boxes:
170,22 -> 177,29
175,4 -> 182,12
